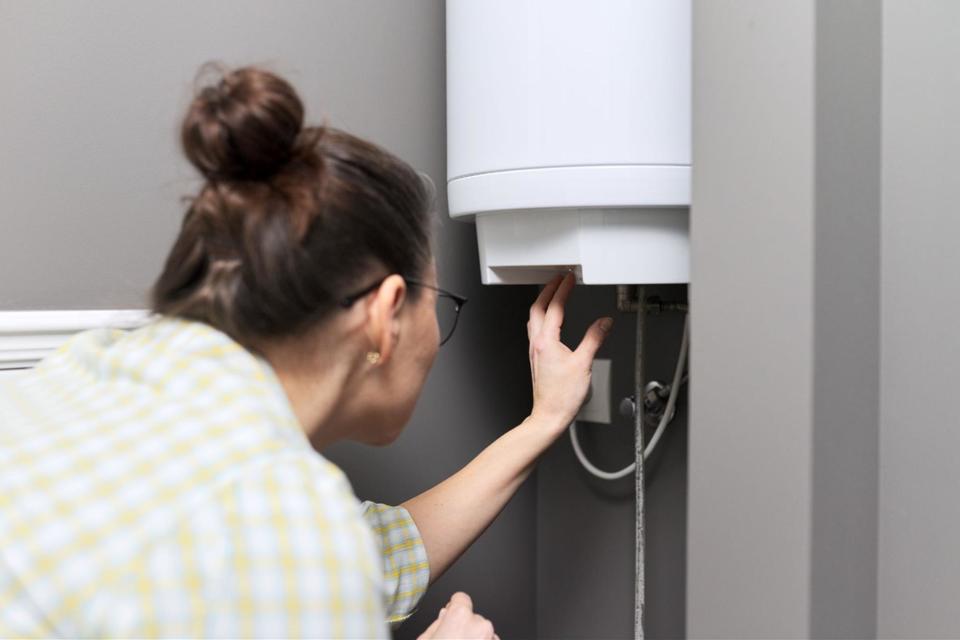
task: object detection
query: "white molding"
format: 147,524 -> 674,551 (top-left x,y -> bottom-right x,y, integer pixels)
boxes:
0,309 -> 150,370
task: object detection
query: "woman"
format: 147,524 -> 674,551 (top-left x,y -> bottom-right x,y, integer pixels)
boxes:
0,66 -> 612,638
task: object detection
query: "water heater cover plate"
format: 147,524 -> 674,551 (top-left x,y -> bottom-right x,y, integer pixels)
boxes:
475,207 -> 689,285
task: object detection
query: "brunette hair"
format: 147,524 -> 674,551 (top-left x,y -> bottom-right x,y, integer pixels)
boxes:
152,65 -> 434,345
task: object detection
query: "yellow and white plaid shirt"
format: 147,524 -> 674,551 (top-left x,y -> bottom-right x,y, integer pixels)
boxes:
0,316 -> 430,638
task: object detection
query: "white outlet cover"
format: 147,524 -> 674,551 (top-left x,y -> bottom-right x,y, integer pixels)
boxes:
577,358 -> 612,424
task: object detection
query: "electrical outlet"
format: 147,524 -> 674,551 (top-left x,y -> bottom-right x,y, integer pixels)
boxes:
577,358 -> 611,423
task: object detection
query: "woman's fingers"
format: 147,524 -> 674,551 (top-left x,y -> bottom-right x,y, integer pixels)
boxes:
532,274 -> 564,312
528,274 -> 564,339
417,615 -> 443,640
473,615 -> 495,639
574,316 -> 614,362
425,591 -> 496,639
448,591 -> 473,610
542,272 -> 576,338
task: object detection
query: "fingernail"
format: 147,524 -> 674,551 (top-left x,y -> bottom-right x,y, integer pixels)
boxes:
600,318 -> 614,332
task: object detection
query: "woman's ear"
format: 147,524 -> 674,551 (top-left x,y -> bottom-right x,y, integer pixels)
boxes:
365,274 -> 407,365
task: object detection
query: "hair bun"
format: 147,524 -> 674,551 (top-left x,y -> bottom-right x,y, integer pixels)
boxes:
182,65 -> 305,181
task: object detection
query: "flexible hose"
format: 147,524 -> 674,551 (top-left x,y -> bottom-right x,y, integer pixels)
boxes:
568,312 -> 689,480
569,420 -> 637,479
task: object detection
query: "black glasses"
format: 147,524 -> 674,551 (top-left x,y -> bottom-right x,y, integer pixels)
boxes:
340,276 -> 468,346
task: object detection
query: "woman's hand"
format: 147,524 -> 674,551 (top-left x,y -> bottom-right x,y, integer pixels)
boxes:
417,592 -> 498,640
527,273 -> 612,434
401,274 -> 611,589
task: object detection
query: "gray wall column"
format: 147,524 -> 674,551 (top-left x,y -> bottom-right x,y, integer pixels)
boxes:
688,1 -> 816,635
878,2 -> 960,637
689,1 -> 881,637
810,1 -> 881,637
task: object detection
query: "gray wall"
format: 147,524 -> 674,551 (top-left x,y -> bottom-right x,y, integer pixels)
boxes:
0,0 -> 442,311
878,2 -> 960,637
0,2 -> 537,638
688,1 -> 881,637
688,1 -> 817,635
690,1 -> 960,638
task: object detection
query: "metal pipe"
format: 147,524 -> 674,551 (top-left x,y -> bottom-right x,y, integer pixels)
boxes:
616,285 -> 688,314
617,284 -> 640,312
634,285 -> 646,639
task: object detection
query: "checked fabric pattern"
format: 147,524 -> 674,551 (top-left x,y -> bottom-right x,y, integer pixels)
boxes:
0,317 -> 429,638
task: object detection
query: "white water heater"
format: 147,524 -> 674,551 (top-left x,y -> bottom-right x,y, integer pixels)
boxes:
446,0 -> 691,285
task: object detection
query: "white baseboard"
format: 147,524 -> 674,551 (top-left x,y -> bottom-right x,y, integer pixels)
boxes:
0,309 -> 150,370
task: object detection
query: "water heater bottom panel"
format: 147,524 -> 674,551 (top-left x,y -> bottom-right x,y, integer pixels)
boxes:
475,207 -> 689,285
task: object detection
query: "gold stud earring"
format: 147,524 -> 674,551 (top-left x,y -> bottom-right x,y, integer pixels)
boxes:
366,351 -> 381,365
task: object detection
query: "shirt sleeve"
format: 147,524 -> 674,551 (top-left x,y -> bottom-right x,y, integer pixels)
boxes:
361,501 -> 431,624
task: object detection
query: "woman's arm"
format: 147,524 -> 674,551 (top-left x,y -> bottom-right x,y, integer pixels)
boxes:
401,413 -> 556,583
402,273 -> 612,583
